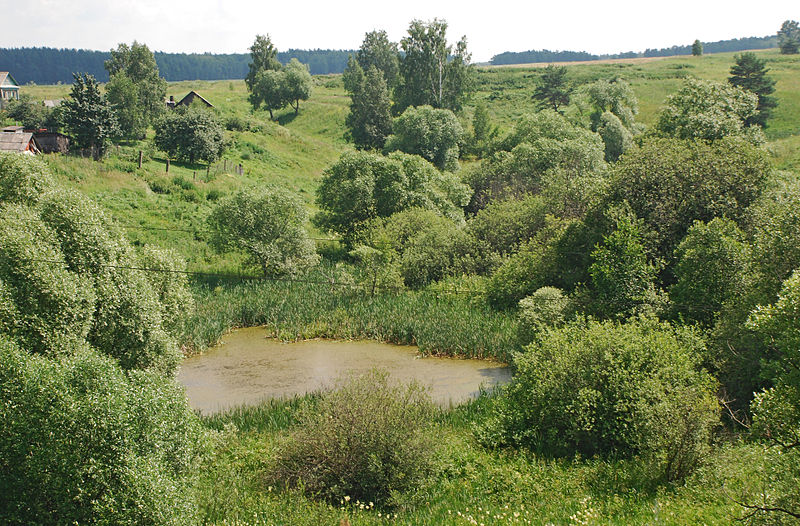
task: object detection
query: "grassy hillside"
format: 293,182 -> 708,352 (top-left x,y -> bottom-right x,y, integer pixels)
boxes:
14,48 -> 800,271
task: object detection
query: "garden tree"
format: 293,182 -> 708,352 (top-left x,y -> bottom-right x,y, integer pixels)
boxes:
345,65 -> 393,150
282,58 -> 312,114
611,137 -> 770,263
395,18 -> 475,113
248,69 -> 286,119
0,341 -> 207,525
670,218 -> 750,326
532,65 -> 572,113
154,107 -> 226,164
314,150 -> 471,243
745,270 -> 800,522
778,20 -> 800,54
384,105 -> 464,171
729,52 -> 777,128
589,214 -> 660,318
655,78 -> 761,143
61,73 -> 117,160
692,39 -> 703,56
245,34 -> 282,91
355,29 -> 400,88
104,41 -> 167,140
4,94 -> 55,130
208,186 -> 319,278
478,317 -> 719,482
467,110 -> 606,211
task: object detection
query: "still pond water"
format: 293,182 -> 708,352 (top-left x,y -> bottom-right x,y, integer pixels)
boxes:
178,327 -> 512,415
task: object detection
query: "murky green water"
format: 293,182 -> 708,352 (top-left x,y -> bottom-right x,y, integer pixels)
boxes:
178,327 -> 512,414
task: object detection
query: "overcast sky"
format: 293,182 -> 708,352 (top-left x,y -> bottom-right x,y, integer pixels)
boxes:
0,0 -> 796,62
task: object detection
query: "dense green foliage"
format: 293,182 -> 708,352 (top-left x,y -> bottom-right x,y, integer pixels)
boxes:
3,94 -> 58,130
208,186 -> 318,277
692,39 -> 703,56
270,370 -> 435,506
480,317 -> 719,481
729,52 -> 777,127
778,20 -> 800,55
154,107 -> 226,164
345,64 -> 393,150
384,105 -> 463,171
532,65 -> 572,112
395,19 -> 475,113
314,150 -> 470,242
61,73 -> 117,159
0,340 -> 205,526
105,41 -> 167,141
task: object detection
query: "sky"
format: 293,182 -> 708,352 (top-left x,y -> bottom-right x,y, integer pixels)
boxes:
0,0 -> 797,62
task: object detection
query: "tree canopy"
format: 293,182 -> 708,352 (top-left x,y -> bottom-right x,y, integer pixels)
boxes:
728,52 -> 777,128
245,34 -> 282,91
61,73 -> 117,160
778,20 -> 800,54
532,65 -> 572,113
154,107 -> 226,164
384,105 -> 463,171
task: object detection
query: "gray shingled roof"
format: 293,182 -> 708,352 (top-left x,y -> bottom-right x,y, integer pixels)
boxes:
0,132 -> 38,153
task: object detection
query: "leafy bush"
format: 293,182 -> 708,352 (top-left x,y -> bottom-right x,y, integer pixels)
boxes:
480,317 -> 719,481
208,186 -> 319,278
0,339 -> 207,525
0,153 -> 54,204
269,370 -> 436,506
517,287 -> 569,345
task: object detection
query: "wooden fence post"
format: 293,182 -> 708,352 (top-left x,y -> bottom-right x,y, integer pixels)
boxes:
138,150 -> 143,169
166,158 -> 170,173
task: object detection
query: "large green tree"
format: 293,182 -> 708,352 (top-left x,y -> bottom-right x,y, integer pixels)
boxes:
154,107 -> 226,164
383,105 -> 463,171
728,52 -> 777,128
355,30 -> 400,88
395,19 -> 475,113
778,20 -> 800,54
692,39 -> 703,56
245,34 -> 282,91
61,73 -> 117,160
345,65 -> 393,150
532,65 -> 572,113
104,41 -> 167,141
282,58 -> 313,114
655,78 -> 761,143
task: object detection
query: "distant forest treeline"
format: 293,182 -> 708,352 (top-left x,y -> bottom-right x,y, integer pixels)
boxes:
0,48 -> 354,84
0,33 -> 780,84
489,35 -> 778,65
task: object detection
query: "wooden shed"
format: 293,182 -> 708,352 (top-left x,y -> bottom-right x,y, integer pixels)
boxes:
33,131 -> 69,154
0,132 -> 39,154
0,72 -> 20,102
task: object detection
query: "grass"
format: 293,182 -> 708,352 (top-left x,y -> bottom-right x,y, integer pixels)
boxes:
194,393 -> 756,525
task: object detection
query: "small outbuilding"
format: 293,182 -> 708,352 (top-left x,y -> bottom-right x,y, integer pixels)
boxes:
0,72 -> 20,102
166,91 -> 213,109
0,132 -> 39,155
33,131 -> 69,154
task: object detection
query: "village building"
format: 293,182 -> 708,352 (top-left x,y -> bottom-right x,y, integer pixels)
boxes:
166,90 -> 213,109
33,131 -> 69,154
0,72 -> 20,102
0,131 -> 39,155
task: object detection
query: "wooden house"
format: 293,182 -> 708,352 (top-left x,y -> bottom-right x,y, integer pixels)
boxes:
0,72 -> 20,102
0,131 -> 39,155
166,91 -> 213,109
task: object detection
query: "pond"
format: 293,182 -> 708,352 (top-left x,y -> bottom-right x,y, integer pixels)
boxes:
178,327 -> 512,414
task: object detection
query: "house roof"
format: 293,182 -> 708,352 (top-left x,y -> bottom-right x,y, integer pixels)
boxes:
0,72 -> 19,88
0,132 -> 38,153
177,90 -> 213,107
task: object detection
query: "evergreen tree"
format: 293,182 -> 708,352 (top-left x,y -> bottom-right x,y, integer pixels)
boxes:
345,66 -> 393,150
691,39 -> 703,56
532,65 -> 572,112
778,20 -> 800,54
728,52 -> 777,128
61,73 -> 117,160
